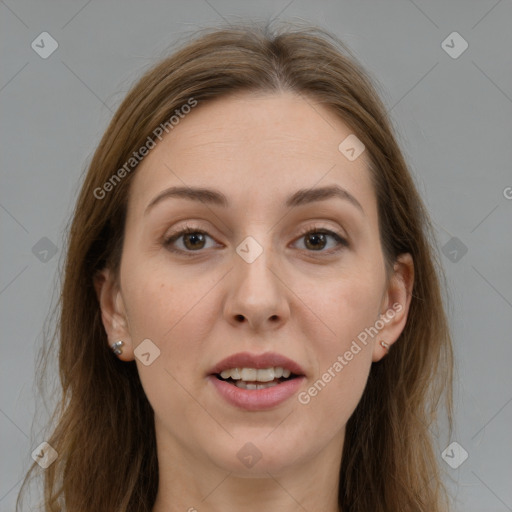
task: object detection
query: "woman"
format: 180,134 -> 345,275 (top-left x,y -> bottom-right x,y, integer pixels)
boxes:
17,21 -> 453,512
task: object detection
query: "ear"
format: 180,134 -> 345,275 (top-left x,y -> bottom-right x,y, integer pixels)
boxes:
372,253 -> 414,362
93,268 -> 134,361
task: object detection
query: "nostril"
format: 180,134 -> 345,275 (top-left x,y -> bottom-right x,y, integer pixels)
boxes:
235,314 -> 245,322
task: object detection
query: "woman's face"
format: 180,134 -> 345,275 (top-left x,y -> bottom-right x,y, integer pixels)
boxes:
97,91 -> 413,476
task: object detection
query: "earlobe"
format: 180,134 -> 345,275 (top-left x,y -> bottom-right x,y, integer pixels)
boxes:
372,253 -> 414,362
93,268 -> 133,360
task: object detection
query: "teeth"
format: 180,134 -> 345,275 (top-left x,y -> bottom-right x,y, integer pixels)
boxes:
218,366 -> 293,382
220,370 -> 231,379
240,368 -> 257,381
255,368 -> 274,382
234,380 -> 280,390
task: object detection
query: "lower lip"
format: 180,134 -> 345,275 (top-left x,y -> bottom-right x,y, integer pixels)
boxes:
208,375 -> 305,411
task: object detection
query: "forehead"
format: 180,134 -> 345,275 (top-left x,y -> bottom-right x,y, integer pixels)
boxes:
128,91 -> 376,218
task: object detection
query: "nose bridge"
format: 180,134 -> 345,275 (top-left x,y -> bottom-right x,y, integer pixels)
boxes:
234,231 -> 277,295
225,229 -> 289,328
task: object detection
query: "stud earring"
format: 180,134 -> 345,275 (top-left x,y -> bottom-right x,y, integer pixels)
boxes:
110,341 -> 124,355
380,340 -> 390,352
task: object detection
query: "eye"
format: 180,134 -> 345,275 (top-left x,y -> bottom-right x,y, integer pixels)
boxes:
292,226 -> 348,253
163,223 -> 349,256
163,225 -> 219,255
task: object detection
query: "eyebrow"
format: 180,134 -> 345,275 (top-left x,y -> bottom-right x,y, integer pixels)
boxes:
144,184 -> 364,215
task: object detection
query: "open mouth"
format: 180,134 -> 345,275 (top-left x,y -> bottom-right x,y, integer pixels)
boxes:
214,367 -> 301,390
209,360 -> 306,410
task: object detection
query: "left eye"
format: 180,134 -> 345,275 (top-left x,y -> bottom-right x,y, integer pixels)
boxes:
292,228 -> 348,252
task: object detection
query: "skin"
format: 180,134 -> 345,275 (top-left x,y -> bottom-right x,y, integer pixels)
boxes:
95,90 -> 414,512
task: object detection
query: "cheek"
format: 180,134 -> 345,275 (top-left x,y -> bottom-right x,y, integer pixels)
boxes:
121,255 -> 209,341
120,262 -> 219,391
307,265 -> 384,352
298,346 -> 372,434
120,270 -> 209,417
296,273 -> 382,425
122,278 -> 175,342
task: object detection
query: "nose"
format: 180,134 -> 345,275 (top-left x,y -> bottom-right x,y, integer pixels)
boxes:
223,240 -> 290,332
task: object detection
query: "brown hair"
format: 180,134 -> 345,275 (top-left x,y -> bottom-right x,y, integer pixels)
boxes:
17,21 -> 453,512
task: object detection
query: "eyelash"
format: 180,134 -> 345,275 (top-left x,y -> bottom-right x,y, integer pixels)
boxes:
163,223 -> 349,257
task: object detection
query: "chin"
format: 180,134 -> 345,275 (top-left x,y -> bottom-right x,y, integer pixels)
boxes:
203,434 -> 310,477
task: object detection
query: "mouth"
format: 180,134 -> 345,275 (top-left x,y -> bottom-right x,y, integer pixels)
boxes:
207,351 -> 306,410
214,366 -> 302,390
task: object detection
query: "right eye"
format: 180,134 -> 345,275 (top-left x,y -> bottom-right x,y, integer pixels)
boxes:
163,225 -> 220,255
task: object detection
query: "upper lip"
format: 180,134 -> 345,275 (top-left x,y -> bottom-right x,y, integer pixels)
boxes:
209,351 -> 306,376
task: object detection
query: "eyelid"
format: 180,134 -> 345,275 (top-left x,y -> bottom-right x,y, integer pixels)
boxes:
295,222 -> 349,243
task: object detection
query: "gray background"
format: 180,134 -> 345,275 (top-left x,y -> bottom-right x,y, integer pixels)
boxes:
1,1 -> 511,510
